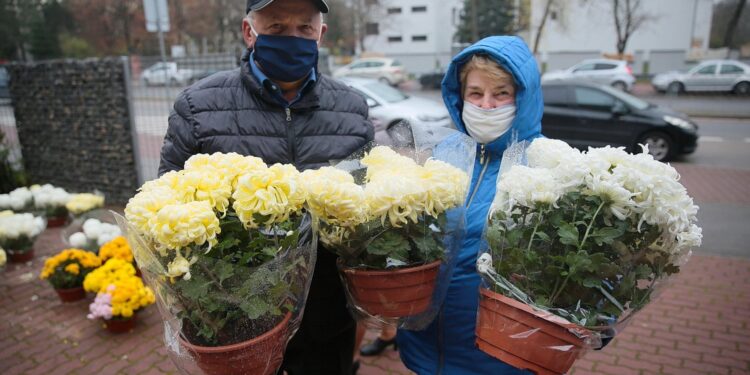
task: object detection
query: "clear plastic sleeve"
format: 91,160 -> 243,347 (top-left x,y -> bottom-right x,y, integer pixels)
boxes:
115,154 -> 317,375
475,139 -> 700,375
61,208 -> 120,253
305,122 -> 476,331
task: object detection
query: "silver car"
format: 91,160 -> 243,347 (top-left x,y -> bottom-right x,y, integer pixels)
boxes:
333,58 -> 408,86
541,59 -> 635,91
651,60 -> 750,95
338,77 -> 452,132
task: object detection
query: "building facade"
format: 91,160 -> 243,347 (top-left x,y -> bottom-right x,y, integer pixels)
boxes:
361,0 -> 464,76
529,0 -> 714,75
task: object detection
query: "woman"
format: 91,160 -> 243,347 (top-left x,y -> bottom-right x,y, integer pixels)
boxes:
397,36 -> 543,374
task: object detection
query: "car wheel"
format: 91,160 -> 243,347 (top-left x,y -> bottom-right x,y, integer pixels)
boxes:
637,132 -> 673,162
612,81 -> 627,91
666,82 -> 684,95
379,76 -> 392,86
733,81 -> 750,96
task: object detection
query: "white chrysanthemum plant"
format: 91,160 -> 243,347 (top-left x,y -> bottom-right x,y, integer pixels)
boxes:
0,246 -> 6,267
31,184 -> 72,219
0,210 -> 47,258
64,218 -> 122,252
116,152 -> 316,374
0,187 -> 34,212
303,124 -> 476,328
475,138 -> 700,373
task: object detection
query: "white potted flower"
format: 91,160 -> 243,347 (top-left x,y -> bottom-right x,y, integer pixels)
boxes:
0,210 -> 47,262
65,218 -> 122,253
0,187 -> 34,212
31,184 -> 71,227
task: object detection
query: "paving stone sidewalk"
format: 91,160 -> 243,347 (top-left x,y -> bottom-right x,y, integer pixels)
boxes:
1,162 -> 749,375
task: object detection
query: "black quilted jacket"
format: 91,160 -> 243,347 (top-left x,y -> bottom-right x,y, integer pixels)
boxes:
158,56 -> 374,176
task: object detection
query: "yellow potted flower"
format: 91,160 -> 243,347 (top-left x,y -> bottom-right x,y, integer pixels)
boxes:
86,259 -> 155,333
65,192 -> 105,217
120,152 -> 316,375
40,248 -> 102,302
98,236 -> 138,275
303,146 -> 470,319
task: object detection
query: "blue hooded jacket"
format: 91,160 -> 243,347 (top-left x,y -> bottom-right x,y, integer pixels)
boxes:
397,36 -> 543,374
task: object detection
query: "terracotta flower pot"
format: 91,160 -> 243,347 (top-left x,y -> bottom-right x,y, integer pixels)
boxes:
341,260 -> 441,318
180,312 -> 292,375
55,286 -> 86,303
476,289 -> 591,375
105,316 -> 136,333
8,248 -> 34,263
47,215 -> 67,228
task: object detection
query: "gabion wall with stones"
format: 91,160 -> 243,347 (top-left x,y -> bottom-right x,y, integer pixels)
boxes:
8,57 -> 139,204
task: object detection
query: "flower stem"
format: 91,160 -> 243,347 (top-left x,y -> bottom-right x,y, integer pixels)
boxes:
578,201 -> 606,251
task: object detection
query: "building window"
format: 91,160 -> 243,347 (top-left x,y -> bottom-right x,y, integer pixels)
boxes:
412,35 -> 427,42
387,7 -> 402,14
365,23 -> 379,35
365,0 -> 378,6
412,5 -> 427,12
388,36 -> 403,43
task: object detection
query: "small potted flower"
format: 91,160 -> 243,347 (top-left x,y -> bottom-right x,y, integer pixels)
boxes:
0,187 -> 33,212
84,258 -> 138,294
40,248 -> 102,302
0,210 -> 46,262
304,146 -> 470,319
64,218 -> 122,253
87,267 -> 155,333
66,192 -> 105,218
31,184 -> 71,227
98,236 -> 138,274
476,139 -> 701,374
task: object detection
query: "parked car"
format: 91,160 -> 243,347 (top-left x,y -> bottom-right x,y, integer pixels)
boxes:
541,81 -> 698,162
141,62 -> 197,86
0,66 -> 9,99
333,58 -> 407,86
651,60 -> 750,95
542,59 -> 635,91
338,77 -> 452,130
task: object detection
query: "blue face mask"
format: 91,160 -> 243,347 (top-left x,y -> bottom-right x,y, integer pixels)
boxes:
251,25 -> 320,82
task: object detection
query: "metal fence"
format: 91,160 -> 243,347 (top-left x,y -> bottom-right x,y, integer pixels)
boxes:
124,52 -> 241,183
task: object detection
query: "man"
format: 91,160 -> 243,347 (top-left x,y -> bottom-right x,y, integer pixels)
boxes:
158,0 -> 374,373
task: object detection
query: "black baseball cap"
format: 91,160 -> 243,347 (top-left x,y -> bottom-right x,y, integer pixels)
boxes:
247,0 -> 329,14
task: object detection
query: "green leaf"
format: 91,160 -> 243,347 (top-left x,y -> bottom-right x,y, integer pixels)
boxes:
558,224 -> 580,247
215,261 -> 234,285
367,231 -> 410,257
240,297 -> 271,320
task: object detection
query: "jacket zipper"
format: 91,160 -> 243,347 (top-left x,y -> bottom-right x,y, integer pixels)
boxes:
437,147 -> 491,373
285,107 -> 296,163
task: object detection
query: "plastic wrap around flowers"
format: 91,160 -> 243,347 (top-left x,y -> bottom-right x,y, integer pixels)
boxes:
475,139 -> 701,375
306,125 -> 475,329
117,152 -> 316,375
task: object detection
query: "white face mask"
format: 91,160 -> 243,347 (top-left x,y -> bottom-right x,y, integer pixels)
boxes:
461,100 -> 516,144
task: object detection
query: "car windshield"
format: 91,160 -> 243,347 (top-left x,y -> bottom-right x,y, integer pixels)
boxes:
362,81 -> 408,103
597,84 -> 651,110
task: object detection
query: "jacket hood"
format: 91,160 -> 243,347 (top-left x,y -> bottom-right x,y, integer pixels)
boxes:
441,36 -> 543,152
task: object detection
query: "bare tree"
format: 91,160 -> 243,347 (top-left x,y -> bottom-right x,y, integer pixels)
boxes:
723,0 -> 747,49
612,0 -> 654,55
532,0 -> 555,54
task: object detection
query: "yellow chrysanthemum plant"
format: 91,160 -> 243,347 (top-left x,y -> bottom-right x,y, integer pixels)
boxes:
304,145 -> 470,269
65,192 -> 105,216
40,248 -> 102,289
118,152 -> 316,369
85,258 -> 155,323
302,130 -> 475,325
